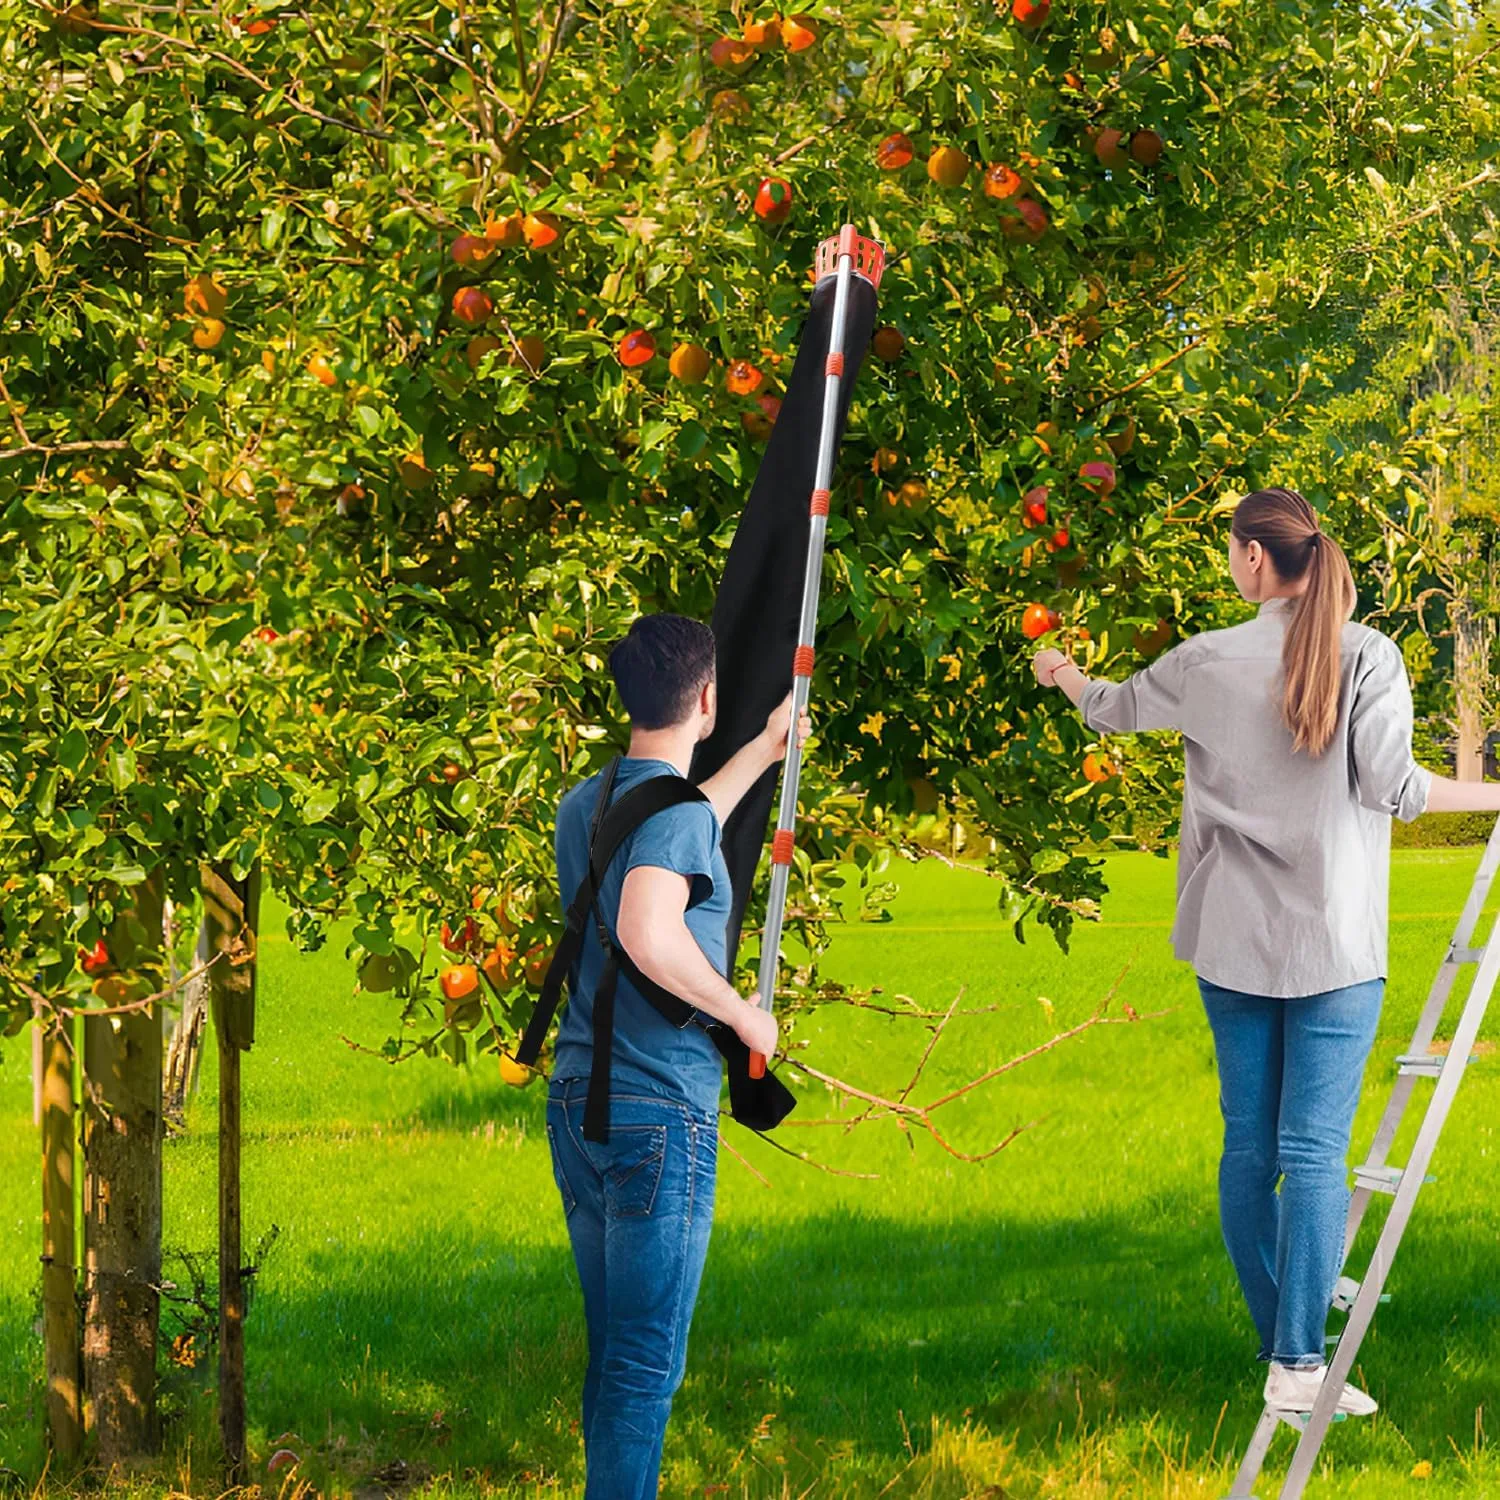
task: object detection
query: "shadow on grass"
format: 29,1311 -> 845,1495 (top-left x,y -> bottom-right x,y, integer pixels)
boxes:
8,1195 -> 1494,1496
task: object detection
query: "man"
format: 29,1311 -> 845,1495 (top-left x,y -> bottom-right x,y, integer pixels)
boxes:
547,611 -> 807,1500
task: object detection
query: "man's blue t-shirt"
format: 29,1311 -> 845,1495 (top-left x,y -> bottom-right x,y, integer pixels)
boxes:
551,756 -> 730,1115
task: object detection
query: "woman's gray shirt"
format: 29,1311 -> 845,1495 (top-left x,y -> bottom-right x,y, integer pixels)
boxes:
1077,596 -> 1432,998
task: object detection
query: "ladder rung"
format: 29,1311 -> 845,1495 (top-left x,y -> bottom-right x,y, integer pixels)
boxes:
1397,1051 -> 1477,1077
1274,1408 -> 1347,1432
1354,1164 -> 1435,1196
1396,1052 -> 1445,1077
1330,1275 -> 1391,1313
1447,945 -> 1485,965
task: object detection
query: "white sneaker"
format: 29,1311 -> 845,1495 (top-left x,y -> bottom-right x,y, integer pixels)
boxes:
1264,1362 -> 1378,1417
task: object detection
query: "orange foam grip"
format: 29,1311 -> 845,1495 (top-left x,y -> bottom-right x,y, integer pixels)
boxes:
793,645 -> 814,677
771,829 -> 795,865
826,351 -> 845,378
810,488 -> 830,516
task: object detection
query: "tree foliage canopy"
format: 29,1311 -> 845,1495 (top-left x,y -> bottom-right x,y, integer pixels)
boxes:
3,0 -> 1498,1056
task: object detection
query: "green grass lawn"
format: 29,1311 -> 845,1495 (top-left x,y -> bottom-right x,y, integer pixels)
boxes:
2,848 -> 1497,1498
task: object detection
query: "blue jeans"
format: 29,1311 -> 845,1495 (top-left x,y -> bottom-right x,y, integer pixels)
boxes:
1198,975 -> 1383,1368
546,1077 -> 718,1500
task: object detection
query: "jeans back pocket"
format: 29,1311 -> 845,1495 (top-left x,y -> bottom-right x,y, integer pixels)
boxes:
598,1123 -> 668,1218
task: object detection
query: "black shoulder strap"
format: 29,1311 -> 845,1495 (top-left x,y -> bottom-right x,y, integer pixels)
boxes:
514,763 -> 709,1077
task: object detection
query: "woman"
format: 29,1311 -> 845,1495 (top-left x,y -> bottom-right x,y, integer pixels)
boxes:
1032,487 -> 1500,1414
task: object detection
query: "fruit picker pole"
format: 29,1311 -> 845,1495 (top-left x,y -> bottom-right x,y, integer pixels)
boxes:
750,223 -> 884,1078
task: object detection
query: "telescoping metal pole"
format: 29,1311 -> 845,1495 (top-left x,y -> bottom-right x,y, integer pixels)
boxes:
750,224 -> 884,1078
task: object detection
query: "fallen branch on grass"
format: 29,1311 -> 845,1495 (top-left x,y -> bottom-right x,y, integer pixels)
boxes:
752,961 -> 1169,1169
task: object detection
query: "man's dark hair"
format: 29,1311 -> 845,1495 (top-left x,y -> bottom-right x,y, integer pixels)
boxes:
608,613 -> 717,730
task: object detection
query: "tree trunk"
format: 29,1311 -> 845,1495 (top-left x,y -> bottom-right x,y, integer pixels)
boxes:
202,862 -> 259,1487
41,1009 -> 84,1459
1452,598 -> 1491,781
81,871 -> 166,1466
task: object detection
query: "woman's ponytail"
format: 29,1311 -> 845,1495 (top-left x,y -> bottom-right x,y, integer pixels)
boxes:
1231,489 -> 1357,757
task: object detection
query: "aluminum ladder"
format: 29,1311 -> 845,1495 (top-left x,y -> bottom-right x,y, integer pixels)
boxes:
1224,815 -> 1499,1498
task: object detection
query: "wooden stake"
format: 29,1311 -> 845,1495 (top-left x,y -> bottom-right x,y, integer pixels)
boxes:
202,861 -> 259,1486
41,1011 -> 83,1458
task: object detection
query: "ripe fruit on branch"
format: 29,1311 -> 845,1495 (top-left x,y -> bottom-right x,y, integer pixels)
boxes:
741,409 -> 773,441
78,939 -> 110,976
1092,127 -> 1130,171
398,453 -> 434,490
508,335 -> 546,373
466,334 -> 503,371
1021,603 -> 1061,639
498,1052 -> 534,1086
1134,618 -> 1172,655
1079,460 -> 1117,498
927,145 -> 971,187
726,359 -> 763,395
305,353 -> 336,386
1046,526 -> 1070,551
781,14 -> 818,50
876,132 -> 914,170
254,625 -> 280,644
1012,0 -> 1050,26
1130,129 -> 1163,166
753,176 -> 793,224
192,318 -> 226,350
618,329 -> 657,367
1083,752 -> 1116,782
896,478 -> 929,514
442,915 -> 479,953
872,326 -> 905,362
184,272 -> 228,318
523,944 -> 550,989
450,233 -> 496,268
669,343 -> 711,382
742,15 -> 780,47
983,162 -> 1024,200
442,761 -> 465,785
451,286 -> 493,326
873,446 -> 902,473
1105,415 -> 1136,457
440,963 -> 480,1002
999,197 -> 1048,240
481,941 -> 515,988
484,213 -> 525,248
1022,486 -> 1049,528
709,35 -> 756,72
522,212 -> 564,252
359,948 -> 417,993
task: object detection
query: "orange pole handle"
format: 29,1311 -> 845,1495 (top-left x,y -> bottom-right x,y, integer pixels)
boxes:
749,1051 -> 766,1079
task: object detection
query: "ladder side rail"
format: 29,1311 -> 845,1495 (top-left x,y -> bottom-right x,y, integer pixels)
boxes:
1341,820 -> 1500,1255
1278,922 -> 1500,1500
1224,1405 -> 1282,1499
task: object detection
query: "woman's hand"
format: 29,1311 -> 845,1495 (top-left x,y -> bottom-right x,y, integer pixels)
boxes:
1032,648 -> 1069,687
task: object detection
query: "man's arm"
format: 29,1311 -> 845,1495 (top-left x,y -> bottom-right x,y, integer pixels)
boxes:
616,865 -> 778,1054
697,691 -> 811,825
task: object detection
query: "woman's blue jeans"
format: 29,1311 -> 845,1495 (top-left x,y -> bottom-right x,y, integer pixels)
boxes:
1197,975 -> 1383,1368
546,1077 -> 718,1500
